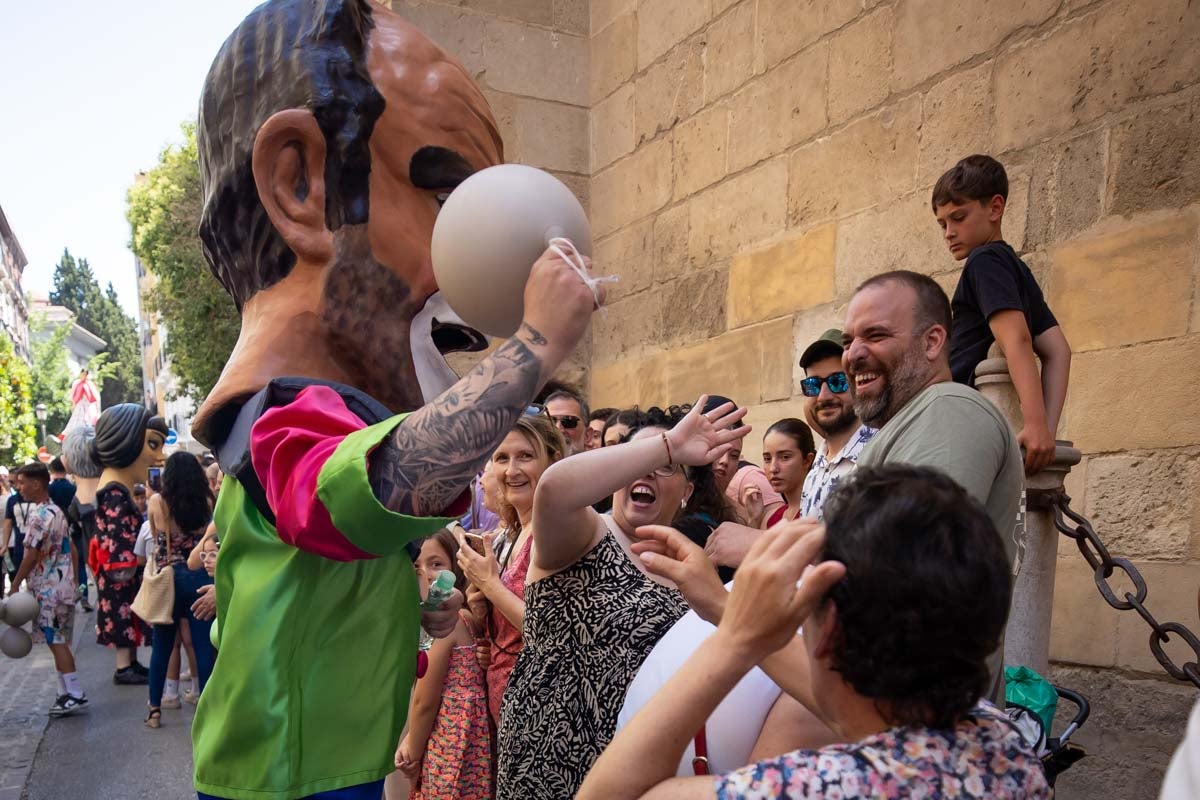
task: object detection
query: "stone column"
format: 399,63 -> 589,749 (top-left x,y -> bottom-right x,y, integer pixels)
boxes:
975,357 -> 1081,675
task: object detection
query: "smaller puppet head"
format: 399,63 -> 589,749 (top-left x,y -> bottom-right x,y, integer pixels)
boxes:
65,405 -> 169,482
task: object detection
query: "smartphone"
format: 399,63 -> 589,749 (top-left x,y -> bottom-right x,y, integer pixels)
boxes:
462,531 -> 488,556
148,467 -> 163,493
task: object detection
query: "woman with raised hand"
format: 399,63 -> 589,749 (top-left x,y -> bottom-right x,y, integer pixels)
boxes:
456,413 -> 566,726
493,398 -> 749,800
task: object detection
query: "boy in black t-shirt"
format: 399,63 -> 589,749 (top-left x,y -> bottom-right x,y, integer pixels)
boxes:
932,155 -> 1072,474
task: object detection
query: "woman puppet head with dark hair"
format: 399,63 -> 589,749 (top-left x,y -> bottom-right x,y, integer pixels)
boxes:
73,404 -> 169,683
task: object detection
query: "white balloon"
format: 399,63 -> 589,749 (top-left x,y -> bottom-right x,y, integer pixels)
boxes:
431,164 -> 592,338
0,626 -> 33,659
2,592 -> 38,627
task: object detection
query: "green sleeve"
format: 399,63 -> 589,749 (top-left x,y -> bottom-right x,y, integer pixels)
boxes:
316,414 -> 453,556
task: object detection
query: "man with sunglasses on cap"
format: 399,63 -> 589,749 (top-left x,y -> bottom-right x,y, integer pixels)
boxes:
797,330 -> 876,520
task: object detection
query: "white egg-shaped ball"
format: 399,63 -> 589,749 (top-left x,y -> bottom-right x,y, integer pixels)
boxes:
432,164 -> 592,338
0,626 -> 33,659
3,593 -> 38,627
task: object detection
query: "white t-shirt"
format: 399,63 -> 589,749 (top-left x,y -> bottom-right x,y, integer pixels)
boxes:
617,582 -> 782,776
133,520 -> 154,559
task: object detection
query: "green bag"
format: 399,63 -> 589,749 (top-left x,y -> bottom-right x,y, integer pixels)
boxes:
1005,665 -> 1058,734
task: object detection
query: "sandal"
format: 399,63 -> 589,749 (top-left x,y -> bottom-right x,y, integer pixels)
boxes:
145,707 -> 162,729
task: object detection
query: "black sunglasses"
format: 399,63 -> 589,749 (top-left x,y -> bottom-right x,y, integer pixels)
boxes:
551,414 -> 582,430
800,371 -> 850,397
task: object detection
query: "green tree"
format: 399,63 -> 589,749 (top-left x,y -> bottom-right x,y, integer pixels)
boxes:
26,314 -> 118,436
127,122 -> 238,404
49,249 -> 141,407
0,334 -> 37,465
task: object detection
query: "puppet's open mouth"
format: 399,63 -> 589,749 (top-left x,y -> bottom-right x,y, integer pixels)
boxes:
431,319 -> 488,355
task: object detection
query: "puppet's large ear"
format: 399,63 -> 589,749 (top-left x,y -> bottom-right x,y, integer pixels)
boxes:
251,109 -> 334,266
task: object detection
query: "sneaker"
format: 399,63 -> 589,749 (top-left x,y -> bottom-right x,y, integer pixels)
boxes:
161,694 -> 182,709
131,660 -> 149,677
49,694 -> 88,717
79,600 -> 94,612
113,667 -> 148,686
183,690 -> 199,705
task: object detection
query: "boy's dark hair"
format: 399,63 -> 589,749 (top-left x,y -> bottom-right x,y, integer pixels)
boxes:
820,464 -> 1012,729
931,154 -> 1009,212
589,407 -> 618,424
48,457 -> 66,474
17,462 -> 51,486
855,270 -> 952,340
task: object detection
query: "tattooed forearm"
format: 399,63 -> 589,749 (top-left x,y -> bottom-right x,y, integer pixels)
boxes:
369,323 -> 552,516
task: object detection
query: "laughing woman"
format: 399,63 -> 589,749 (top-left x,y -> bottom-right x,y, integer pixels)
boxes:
494,399 -> 750,800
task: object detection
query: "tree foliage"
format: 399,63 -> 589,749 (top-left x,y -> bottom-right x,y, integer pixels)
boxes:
49,249 -> 141,407
127,122 -> 239,404
0,334 -> 37,466
27,314 -> 118,436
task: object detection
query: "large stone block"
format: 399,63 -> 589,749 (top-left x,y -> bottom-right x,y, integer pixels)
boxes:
704,0 -> 755,102
590,352 -> 669,408
1108,97 -> 1200,218
788,97 -> 921,227
666,323 -> 774,405
688,158 -> 789,266
728,224 -> 836,328
653,202 -> 691,283
758,316 -> 796,403
660,267 -> 729,346
552,0 -> 588,34
637,0 -> 711,70
1054,129 -> 1107,244
593,218 -> 654,303
1116,562 -> 1200,675
484,19 -> 587,105
553,170 -> 590,213
917,61 -> 993,187
1047,665 -> 1195,800
1049,556 -> 1120,667
834,190 -> 951,300
755,0 -> 860,71
394,0 -> 485,74
993,0 -> 1200,152
590,10 -> 636,102
893,0 -> 1058,92
592,288 -> 662,365
591,82 -> 636,171
1084,449 -> 1200,561
634,38 -> 706,144
463,0 -> 553,26
740,397 -> 812,465
1048,211 -> 1197,352
591,135 -> 674,237
728,42 -> 828,172
673,103 -> 729,200
514,97 -> 588,173
828,7 -> 893,124
591,0 -> 635,34
1064,335 -> 1200,453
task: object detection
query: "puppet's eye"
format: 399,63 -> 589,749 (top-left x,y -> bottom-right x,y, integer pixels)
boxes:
435,191 -> 451,207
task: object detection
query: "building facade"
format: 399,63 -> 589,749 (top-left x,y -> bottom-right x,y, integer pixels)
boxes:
0,203 -> 30,363
135,252 -> 200,454
28,294 -> 107,376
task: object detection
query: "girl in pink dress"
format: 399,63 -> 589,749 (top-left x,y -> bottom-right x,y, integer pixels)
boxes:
397,530 -> 491,800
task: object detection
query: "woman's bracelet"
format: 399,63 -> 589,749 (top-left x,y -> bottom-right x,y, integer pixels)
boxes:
661,432 -> 673,466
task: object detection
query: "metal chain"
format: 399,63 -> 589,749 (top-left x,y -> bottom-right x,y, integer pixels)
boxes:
1029,487 -> 1200,689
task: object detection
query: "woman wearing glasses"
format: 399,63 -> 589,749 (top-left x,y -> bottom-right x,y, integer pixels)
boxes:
456,413 -> 567,727
492,399 -> 750,800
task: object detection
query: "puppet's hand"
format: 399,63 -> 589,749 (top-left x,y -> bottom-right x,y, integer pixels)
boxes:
421,588 -> 464,639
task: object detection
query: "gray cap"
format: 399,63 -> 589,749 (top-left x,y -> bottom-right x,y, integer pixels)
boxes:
799,328 -> 844,369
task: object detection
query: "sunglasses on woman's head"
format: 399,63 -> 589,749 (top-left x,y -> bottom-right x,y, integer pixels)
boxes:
524,404 -> 550,417
800,371 -> 850,397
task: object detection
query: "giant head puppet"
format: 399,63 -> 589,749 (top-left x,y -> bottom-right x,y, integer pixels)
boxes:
188,2 -> 598,799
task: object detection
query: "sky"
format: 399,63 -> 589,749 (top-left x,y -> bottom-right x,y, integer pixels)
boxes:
0,0 -> 263,319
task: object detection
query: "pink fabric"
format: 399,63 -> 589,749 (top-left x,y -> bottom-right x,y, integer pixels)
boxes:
250,385 -> 376,562
487,534 -> 532,725
725,465 -> 784,509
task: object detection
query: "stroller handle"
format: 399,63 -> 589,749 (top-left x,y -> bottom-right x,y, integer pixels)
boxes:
1052,685 -> 1090,745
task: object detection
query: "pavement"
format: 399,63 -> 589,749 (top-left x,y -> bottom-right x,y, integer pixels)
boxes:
2,602 -> 197,800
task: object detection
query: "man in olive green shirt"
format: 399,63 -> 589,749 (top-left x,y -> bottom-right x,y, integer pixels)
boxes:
842,270 -> 1024,695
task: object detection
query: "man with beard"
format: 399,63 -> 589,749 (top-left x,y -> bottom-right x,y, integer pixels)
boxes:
797,330 -> 876,521
843,270 -> 1023,697
188,2 -> 601,798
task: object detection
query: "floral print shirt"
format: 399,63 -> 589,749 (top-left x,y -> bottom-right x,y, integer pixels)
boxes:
798,424 -> 876,521
22,501 -> 77,616
715,702 -> 1050,799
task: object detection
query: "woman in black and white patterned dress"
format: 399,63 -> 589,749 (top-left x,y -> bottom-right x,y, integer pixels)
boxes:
494,398 -> 751,800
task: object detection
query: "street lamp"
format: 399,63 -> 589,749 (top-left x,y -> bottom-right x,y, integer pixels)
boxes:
34,403 -> 47,448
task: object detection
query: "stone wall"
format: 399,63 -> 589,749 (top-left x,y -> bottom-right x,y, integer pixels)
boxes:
395,0 -> 1200,795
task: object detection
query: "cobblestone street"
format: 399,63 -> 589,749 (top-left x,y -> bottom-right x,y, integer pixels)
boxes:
0,642 -> 54,800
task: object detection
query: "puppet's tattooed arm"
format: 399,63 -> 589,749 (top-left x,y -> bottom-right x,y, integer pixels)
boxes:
369,322 -> 553,517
